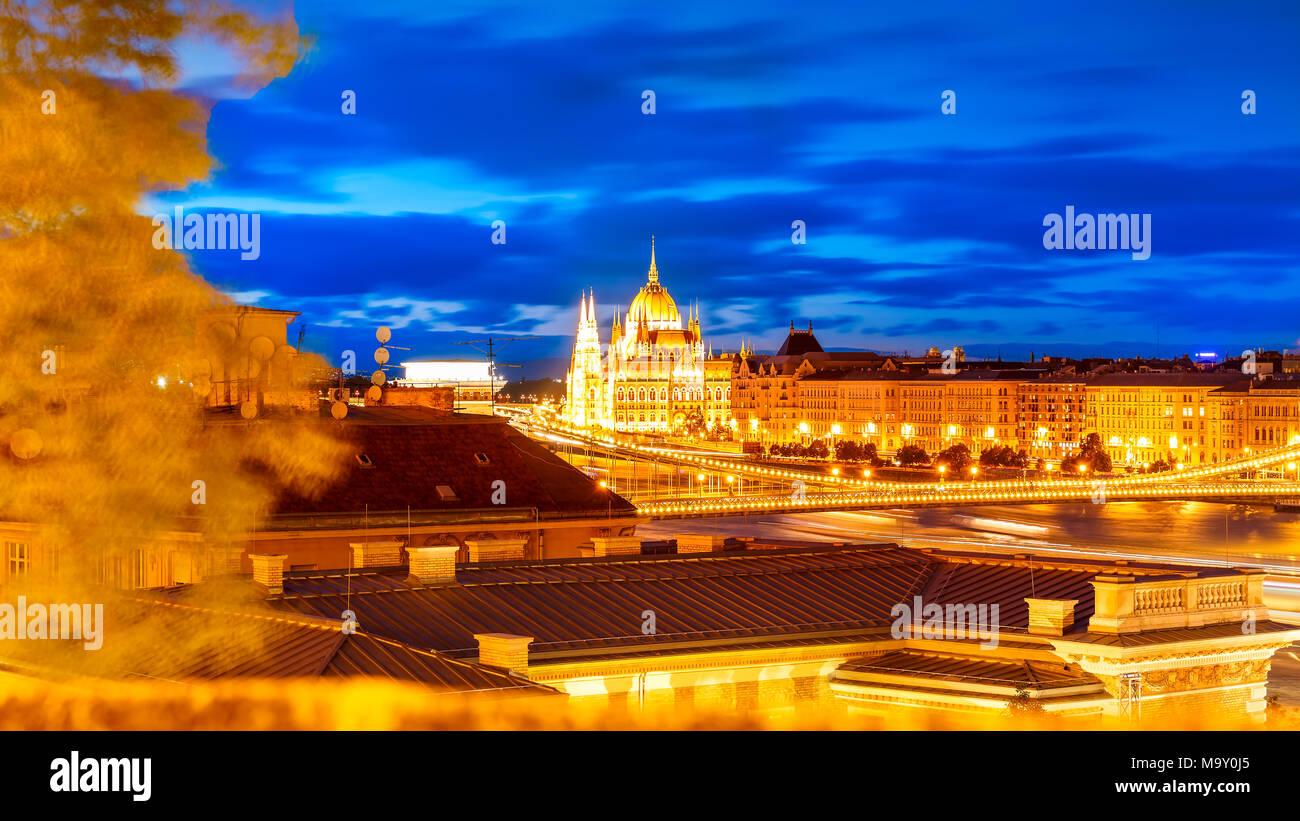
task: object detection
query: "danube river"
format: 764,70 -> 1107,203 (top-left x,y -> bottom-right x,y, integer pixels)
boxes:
639,500 -> 1300,574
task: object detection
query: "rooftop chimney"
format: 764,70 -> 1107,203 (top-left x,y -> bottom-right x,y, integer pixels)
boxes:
475,633 -> 533,676
466,538 -> 528,563
350,540 -> 404,569
406,545 -> 460,586
1025,598 -> 1079,636
592,536 -> 642,557
675,533 -> 727,554
250,553 -> 288,595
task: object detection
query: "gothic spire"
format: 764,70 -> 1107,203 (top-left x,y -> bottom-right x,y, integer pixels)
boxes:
648,235 -> 658,284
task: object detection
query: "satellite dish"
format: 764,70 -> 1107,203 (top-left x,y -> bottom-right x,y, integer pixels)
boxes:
374,347 -> 390,365
371,369 -> 386,387
331,400 -> 349,420
366,385 -> 382,402
240,401 -> 258,420
249,336 -> 275,361
206,321 -> 237,347
191,375 -> 211,396
376,326 -> 391,344
10,429 -> 42,460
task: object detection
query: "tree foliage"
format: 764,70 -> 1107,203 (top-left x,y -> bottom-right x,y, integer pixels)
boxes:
1061,432 -> 1113,474
0,1 -> 344,583
896,444 -> 930,467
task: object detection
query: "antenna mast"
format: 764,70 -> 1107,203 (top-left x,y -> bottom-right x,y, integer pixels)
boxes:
454,336 -> 540,414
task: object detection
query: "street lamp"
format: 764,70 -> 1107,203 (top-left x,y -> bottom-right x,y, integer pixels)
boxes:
938,465 -> 947,482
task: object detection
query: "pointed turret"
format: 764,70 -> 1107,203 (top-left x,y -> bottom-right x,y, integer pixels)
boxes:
648,235 -> 658,284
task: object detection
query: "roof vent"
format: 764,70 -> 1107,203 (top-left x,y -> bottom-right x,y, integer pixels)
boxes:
474,452 -> 490,464
355,453 -> 375,468
436,484 -> 458,502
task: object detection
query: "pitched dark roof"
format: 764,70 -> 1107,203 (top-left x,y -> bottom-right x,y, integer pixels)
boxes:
0,596 -> 551,695
836,649 -> 1101,693
1090,373 -> 1243,388
269,411 -> 635,520
259,545 -> 1288,662
268,544 -> 933,658
776,326 -> 824,356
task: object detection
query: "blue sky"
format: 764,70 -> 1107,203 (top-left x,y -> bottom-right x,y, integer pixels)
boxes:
159,0 -> 1300,375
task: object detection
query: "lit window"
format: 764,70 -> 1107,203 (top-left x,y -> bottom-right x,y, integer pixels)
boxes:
7,541 -> 29,579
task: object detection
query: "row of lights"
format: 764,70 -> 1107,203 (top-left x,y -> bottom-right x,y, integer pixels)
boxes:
525,415 -> 1300,499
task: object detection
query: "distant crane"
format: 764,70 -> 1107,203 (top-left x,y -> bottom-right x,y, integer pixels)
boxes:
454,336 -> 540,415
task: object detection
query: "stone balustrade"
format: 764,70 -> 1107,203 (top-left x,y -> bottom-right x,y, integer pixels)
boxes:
1090,570 -> 1265,634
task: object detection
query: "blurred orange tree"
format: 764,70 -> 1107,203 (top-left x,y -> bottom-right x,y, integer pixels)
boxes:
0,1 -> 346,584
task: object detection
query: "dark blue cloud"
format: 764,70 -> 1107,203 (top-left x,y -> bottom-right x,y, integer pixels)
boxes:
164,0 -> 1300,372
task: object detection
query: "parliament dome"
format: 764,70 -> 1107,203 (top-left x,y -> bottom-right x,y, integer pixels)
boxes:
625,239 -> 681,329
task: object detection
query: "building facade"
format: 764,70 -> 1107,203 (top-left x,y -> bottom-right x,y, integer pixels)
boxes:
728,329 -> 1300,468
397,359 -> 501,414
563,242 -> 732,433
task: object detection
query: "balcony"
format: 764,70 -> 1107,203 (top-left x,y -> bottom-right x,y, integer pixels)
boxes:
1088,570 -> 1267,634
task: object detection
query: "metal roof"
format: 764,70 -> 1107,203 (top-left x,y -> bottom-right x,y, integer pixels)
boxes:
260,544 -> 1289,660
837,649 -> 1100,692
269,545 -> 936,657
98,599 -> 551,694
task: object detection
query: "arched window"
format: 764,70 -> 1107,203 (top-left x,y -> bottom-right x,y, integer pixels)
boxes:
639,388 -> 646,401
617,387 -> 625,401
659,387 -> 667,402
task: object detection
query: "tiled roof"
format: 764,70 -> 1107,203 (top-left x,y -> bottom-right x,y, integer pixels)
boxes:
269,411 -> 635,519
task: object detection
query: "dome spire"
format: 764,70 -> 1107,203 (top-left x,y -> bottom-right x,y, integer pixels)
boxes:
648,235 -> 658,284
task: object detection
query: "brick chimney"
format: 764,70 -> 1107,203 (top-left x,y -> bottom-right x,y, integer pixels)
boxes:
466,538 -> 528,563
350,540 -> 404,569
250,553 -> 288,595
675,533 -> 726,554
475,633 -> 533,675
1025,598 -> 1079,636
406,545 -> 460,586
592,536 -> 642,557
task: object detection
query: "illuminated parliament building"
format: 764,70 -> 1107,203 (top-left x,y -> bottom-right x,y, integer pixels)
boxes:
564,240 -> 732,433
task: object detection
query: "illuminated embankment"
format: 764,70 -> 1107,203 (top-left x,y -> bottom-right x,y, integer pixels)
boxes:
507,412 -> 1300,501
